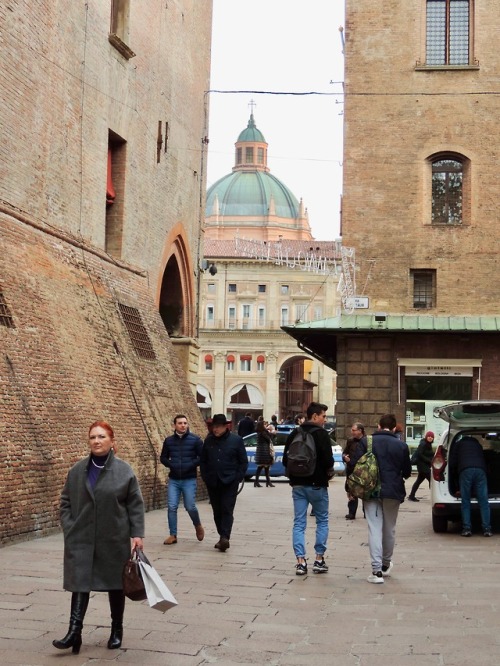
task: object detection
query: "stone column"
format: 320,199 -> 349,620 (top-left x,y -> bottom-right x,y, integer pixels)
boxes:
213,350 -> 226,414
265,352 -> 279,418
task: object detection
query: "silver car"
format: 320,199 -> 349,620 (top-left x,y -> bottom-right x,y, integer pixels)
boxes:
431,400 -> 500,533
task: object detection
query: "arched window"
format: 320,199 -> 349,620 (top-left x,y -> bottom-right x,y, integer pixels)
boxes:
431,158 -> 463,224
204,354 -> 213,371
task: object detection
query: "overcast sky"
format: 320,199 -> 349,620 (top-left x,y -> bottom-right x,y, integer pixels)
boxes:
207,0 -> 345,241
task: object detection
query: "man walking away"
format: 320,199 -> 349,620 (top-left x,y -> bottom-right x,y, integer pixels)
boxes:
343,422 -> 367,519
160,414 -> 205,545
237,412 -> 256,438
201,414 -> 248,551
353,414 -> 412,584
283,402 -> 334,576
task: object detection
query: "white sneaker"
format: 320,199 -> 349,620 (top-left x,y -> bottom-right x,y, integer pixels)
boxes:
382,561 -> 393,577
367,571 -> 384,584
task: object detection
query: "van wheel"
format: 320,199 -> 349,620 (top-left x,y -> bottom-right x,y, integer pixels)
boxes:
432,513 -> 448,533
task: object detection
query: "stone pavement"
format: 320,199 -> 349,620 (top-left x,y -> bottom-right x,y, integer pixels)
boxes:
0,477 -> 499,665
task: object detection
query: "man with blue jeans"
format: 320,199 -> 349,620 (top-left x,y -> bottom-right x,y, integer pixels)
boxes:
283,402 -> 334,576
160,415 -> 205,545
450,435 -> 492,537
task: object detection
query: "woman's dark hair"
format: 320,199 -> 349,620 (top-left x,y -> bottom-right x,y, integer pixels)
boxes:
256,420 -> 266,433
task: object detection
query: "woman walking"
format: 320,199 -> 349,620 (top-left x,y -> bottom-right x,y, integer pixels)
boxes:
53,421 -> 145,654
254,419 -> 275,487
408,431 -> 435,501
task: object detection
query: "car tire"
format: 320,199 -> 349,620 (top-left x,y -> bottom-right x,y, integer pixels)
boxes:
432,513 -> 448,533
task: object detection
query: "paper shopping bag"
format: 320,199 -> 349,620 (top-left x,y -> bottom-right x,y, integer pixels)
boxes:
138,559 -> 178,612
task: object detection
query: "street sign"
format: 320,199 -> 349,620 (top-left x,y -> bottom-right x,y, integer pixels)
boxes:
346,297 -> 369,309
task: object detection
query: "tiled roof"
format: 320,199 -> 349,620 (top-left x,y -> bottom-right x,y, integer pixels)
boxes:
204,239 -> 342,259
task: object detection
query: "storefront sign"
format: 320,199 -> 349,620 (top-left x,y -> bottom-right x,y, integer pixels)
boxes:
405,366 -> 473,377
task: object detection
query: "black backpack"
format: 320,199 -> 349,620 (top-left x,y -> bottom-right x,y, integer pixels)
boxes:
285,426 -> 319,477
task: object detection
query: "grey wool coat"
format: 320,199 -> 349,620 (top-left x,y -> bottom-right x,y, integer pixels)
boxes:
60,450 -> 145,592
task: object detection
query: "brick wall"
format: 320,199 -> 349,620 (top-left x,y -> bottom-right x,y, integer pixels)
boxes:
0,0 -> 212,544
342,0 -> 500,315
0,219 -> 208,544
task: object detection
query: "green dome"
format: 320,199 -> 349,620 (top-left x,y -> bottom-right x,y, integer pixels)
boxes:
206,170 -> 299,219
237,114 -> 266,143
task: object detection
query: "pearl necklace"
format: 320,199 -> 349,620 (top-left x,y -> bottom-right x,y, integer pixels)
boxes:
92,459 -> 105,469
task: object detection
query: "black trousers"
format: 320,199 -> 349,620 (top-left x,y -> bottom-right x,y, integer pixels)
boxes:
206,478 -> 239,539
410,471 -> 431,497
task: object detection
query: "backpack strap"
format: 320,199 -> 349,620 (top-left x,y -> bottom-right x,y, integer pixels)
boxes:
367,435 -> 373,452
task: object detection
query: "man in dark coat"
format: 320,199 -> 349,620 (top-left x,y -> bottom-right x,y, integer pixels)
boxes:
352,413 -> 412,584
237,412 -> 256,437
160,414 -> 205,545
449,435 -> 492,537
201,414 -> 248,551
283,402 -> 334,576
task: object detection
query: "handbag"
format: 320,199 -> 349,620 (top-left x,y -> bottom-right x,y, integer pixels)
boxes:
122,547 -> 149,601
138,557 -> 178,612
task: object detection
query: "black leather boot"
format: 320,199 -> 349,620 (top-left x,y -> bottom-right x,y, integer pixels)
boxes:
52,592 -> 90,654
107,590 -> 125,649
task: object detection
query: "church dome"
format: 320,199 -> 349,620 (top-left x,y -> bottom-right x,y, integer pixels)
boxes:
206,170 -> 299,219
205,112 -> 311,240
237,114 -> 266,143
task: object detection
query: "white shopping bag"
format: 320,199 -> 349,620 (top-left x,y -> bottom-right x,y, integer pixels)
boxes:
138,559 -> 178,612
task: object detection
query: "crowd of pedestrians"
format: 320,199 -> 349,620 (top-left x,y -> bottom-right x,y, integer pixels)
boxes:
52,405 -> 493,655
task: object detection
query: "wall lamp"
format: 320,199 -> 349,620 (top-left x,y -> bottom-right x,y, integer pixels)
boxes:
200,259 -> 217,276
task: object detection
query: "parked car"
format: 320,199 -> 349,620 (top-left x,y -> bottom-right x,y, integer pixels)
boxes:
431,400 -> 500,533
243,428 -> 345,480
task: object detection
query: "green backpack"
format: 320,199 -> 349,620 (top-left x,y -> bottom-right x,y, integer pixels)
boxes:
346,435 -> 381,500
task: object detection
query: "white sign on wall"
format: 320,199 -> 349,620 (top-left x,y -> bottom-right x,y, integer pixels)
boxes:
346,296 -> 369,309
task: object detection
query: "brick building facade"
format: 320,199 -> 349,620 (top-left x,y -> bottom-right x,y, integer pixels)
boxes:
0,1 -> 212,543
285,1 -> 500,443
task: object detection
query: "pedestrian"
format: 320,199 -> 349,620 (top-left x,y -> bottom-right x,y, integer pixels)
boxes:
352,413 -> 412,584
408,431 -> 435,501
449,435 -> 492,537
254,419 -> 275,487
237,411 -> 256,437
294,413 -> 305,426
53,421 -> 145,654
283,402 -> 334,576
200,414 -> 248,551
160,414 -> 205,545
343,422 -> 367,519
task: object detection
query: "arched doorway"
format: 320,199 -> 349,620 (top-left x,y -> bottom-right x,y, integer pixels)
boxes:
227,383 -> 264,427
278,356 -> 316,421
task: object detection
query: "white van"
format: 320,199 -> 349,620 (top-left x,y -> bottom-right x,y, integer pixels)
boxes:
431,401 -> 500,533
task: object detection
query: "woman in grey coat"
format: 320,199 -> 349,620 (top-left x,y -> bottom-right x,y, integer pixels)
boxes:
53,421 -> 145,654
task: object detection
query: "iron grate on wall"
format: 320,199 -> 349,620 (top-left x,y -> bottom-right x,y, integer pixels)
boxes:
118,303 -> 156,360
0,289 -> 15,328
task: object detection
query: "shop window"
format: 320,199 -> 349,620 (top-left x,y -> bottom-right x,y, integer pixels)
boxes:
411,269 -> 436,309
426,0 -> 471,66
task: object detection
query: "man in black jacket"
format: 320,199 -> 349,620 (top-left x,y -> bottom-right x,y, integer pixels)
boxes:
353,414 -> 412,584
283,402 -> 334,576
200,414 -> 248,551
160,414 -> 205,545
